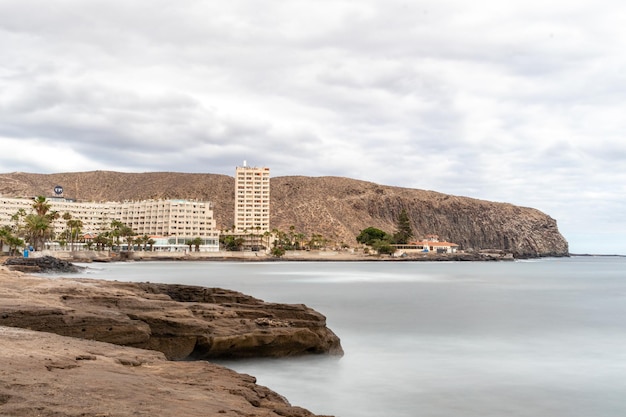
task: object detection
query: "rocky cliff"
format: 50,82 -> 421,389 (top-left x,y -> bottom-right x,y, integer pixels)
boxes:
0,171 -> 569,257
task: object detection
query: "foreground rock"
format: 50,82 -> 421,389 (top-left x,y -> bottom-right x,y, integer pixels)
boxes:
0,269 -> 343,360
0,326 -> 331,417
0,266 -> 340,416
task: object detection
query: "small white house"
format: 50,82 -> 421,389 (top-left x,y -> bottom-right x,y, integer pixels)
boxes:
394,235 -> 460,254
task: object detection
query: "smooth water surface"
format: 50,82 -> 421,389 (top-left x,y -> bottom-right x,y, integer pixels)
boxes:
60,257 -> 626,417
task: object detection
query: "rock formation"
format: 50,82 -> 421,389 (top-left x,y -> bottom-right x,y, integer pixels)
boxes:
0,171 -> 569,257
0,326 -> 331,417
0,271 -> 343,360
0,265 -> 341,415
4,255 -> 83,273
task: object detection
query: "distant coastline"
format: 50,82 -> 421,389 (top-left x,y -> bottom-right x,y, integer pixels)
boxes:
2,250 -> 555,271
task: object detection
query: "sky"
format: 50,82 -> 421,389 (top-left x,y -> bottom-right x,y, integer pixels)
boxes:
1,0 -> 625,255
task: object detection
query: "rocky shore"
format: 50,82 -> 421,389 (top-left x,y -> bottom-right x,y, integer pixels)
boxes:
0,260 -> 341,416
3,255 -> 84,273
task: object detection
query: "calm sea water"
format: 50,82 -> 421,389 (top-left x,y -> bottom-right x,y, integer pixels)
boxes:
60,257 -> 626,417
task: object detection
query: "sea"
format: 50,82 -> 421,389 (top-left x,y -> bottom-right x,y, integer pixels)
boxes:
55,256 -> 626,417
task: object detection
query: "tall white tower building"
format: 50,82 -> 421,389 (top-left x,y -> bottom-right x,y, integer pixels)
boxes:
234,162 -> 270,234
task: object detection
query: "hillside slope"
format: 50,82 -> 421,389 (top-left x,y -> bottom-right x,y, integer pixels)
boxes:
0,171 -> 568,257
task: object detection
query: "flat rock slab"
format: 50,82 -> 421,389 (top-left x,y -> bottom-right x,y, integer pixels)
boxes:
0,326 -> 331,417
0,268 -> 343,360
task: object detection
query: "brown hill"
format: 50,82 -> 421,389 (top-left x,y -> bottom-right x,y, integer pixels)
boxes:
0,171 -> 568,257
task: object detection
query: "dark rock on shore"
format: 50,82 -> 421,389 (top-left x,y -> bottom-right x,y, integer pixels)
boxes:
3,255 -> 83,273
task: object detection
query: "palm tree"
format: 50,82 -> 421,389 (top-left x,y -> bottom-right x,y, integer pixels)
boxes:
309,233 -> 327,250
63,213 -> 83,252
271,228 -> 289,249
288,225 -> 296,248
93,233 -> 111,251
0,227 -> 10,254
120,226 -> 135,250
10,235 -> 24,255
70,219 -> 84,251
189,237 -> 204,252
131,234 -> 153,251
3,232 -> 24,256
110,220 -> 126,249
254,226 -> 262,249
19,197 -> 60,251
10,209 -> 26,233
138,235 -> 151,251
263,231 -> 271,252
294,232 -> 306,250
62,212 -> 72,242
32,196 -> 51,216
23,213 -> 53,251
220,235 -> 244,251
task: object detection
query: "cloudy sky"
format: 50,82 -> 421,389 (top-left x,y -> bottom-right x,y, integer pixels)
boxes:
1,0 -> 625,254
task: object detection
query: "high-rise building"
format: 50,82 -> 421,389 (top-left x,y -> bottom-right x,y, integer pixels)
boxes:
234,162 -> 270,234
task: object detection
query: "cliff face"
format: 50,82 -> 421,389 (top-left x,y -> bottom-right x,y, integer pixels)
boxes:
0,171 -> 568,257
271,176 -> 568,258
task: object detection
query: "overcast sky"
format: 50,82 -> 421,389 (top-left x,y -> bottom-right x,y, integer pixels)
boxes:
1,0 -> 625,254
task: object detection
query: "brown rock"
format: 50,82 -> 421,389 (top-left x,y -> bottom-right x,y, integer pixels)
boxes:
0,326 -> 331,417
0,266 -> 339,416
0,270 -> 343,360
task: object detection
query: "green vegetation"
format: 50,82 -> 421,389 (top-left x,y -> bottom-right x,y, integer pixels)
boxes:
93,233 -> 113,250
0,226 -> 24,255
356,227 -> 390,246
372,239 -> 395,255
186,237 -> 204,252
308,233 -> 328,250
219,225 -> 335,254
356,210 -> 414,255
220,235 -> 245,251
393,209 -> 413,244
18,196 -> 60,251
135,234 -> 156,251
62,212 -> 83,252
271,246 -> 286,258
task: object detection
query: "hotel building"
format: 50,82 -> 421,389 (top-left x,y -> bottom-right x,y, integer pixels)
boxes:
234,162 -> 270,234
0,196 -> 219,251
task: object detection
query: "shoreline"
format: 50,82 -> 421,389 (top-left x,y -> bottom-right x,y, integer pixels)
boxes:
6,249 -> 563,265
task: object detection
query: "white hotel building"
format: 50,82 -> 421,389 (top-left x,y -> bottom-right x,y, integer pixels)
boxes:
234,162 -> 270,234
0,197 -> 220,251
